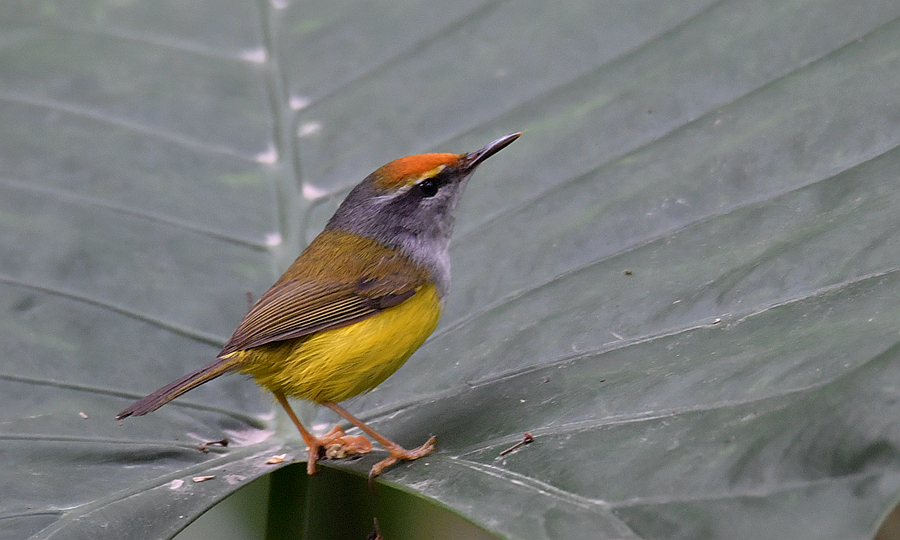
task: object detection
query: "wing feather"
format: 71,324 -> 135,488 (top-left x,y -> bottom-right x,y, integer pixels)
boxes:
218,273 -> 420,357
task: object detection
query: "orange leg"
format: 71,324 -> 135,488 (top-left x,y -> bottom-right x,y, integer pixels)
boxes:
323,401 -> 436,480
274,392 -> 371,474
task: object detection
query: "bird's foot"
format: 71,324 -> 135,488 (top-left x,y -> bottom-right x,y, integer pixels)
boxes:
369,436 -> 437,481
305,425 -> 372,475
321,425 -> 373,459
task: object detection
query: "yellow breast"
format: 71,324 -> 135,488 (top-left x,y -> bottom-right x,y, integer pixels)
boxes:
233,283 -> 442,403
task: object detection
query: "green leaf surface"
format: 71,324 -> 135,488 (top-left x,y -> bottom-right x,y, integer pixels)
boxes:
2,0 -> 900,539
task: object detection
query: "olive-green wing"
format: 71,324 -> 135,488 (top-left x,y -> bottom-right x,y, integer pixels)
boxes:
218,273 -> 421,357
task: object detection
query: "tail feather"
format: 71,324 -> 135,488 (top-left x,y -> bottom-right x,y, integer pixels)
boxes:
116,355 -> 242,419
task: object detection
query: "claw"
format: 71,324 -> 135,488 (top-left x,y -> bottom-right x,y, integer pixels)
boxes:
369,435 -> 437,480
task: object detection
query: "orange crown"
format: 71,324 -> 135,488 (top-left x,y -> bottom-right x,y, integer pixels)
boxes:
371,153 -> 460,191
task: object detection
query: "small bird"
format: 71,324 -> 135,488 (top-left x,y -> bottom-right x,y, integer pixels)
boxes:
117,132 -> 521,479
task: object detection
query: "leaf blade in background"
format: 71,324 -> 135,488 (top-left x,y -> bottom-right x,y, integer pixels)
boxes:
1,0 -> 899,539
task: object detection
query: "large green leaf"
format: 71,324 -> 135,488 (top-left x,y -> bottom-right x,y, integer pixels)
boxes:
2,0 -> 900,539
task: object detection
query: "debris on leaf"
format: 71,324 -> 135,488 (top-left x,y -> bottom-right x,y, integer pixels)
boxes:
198,437 -> 229,453
500,432 -> 535,456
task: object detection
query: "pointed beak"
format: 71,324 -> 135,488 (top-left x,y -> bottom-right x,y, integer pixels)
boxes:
462,132 -> 522,173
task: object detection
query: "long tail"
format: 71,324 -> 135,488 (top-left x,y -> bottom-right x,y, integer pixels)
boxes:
116,355 -> 243,419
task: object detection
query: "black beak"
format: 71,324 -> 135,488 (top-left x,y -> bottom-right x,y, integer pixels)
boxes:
462,132 -> 522,172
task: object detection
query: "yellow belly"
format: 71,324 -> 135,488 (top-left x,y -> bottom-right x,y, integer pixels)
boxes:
232,284 -> 442,403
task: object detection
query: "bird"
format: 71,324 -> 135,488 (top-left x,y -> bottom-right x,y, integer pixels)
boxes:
117,132 -> 521,479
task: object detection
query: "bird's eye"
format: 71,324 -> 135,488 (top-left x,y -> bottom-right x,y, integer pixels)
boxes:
417,178 -> 438,197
